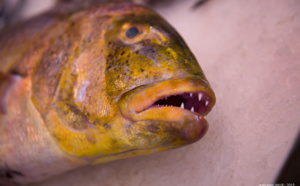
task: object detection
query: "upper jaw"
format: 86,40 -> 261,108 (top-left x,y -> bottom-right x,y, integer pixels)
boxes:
118,78 -> 216,122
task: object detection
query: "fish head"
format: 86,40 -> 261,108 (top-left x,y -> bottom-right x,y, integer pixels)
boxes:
37,3 -> 215,163
93,3 -> 216,163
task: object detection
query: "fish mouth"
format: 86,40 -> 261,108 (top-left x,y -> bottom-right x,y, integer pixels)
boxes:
141,91 -> 213,115
118,78 -> 216,125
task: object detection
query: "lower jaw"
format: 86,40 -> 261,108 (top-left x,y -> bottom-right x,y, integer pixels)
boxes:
129,106 -> 206,124
91,117 -> 208,165
92,118 -> 208,165
129,116 -> 208,148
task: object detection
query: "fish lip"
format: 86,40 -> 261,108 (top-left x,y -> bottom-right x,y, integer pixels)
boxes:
118,77 -> 216,122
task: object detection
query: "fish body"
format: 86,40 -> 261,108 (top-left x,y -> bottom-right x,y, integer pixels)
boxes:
0,2 -> 215,184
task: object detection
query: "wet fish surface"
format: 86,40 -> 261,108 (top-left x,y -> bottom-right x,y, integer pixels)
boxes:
0,1 -> 216,184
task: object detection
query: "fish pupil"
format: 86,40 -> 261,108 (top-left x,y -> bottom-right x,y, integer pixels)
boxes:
126,27 -> 139,38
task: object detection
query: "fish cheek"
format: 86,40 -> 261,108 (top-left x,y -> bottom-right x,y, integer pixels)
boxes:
105,54 -> 165,97
104,42 -> 178,97
104,43 -> 142,95
104,50 -> 131,96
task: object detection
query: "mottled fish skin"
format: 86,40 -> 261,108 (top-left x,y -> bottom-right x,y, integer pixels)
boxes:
0,2 -> 216,184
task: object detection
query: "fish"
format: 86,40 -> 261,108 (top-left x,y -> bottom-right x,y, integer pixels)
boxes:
0,1 -> 216,184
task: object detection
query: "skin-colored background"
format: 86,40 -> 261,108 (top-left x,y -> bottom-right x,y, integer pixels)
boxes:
9,0 -> 299,185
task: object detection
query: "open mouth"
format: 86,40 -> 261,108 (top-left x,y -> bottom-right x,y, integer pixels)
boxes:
145,91 -> 212,116
116,78 -> 215,150
118,78 -> 216,122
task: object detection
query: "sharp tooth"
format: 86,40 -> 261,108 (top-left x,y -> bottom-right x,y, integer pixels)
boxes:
198,93 -> 202,101
180,102 -> 184,109
205,101 -> 209,106
191,107 -> 194,112
190,93 -> 193,97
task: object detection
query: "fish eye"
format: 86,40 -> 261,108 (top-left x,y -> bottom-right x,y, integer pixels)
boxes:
126,27 -> 139,38
119,22 -> 148,44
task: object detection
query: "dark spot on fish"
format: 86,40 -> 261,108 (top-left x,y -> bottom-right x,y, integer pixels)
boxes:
148,125 -> 160,132
140,69 -> 144,72
103,123 -> 111,129
126,27 -> 139,38
192,0 -> 210,9
5,172 -> 13,179
86,133 -> 96,144
11,170 -> 23,177
87,37 -> 92,43
5,169 -> 24,179
106,65 -> 112,70
83,116 -> 95,127
125,124 -> 132,129
9,69 -> 27,77
62,109 -> 68,115
120,51 -> 125,56
70,121 -> 88,130
110,139 -> 118,146
107,54 -> 113,60
192,72 -> 201,76
52,133 -> 63,142
67,42 -> 73,49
